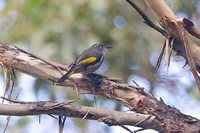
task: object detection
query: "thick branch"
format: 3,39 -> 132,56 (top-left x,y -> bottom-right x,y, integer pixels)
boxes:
144,0 -> 200,90
0,101 -> 160,130
0,44 -> 200,132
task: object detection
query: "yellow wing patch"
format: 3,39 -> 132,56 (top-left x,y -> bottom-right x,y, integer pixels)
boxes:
78,57 -> 97,65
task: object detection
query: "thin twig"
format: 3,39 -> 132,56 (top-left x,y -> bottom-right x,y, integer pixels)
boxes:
164,37 -> 170,72
156,40 -> 166,68
132,80 -> 140,87
59,116 -> 67,133
168,38 -> 175,70
82,108 -> 90,120
135,115 -> 152,126
8,68 -> 15,100
134,128 -> 146,133
120,125 -> 134,133
14,46 -> 66,73
0,96 -> 28,104
181,31 -> 200,90
2,68 -> 9,103
48,114 -> 58,120
3,116 -> 11,133
39,115 -> 41,124
3,67 -> 16,133
73,83 -> 80,98
47,100 -> 76,110
126,0 -> 167,36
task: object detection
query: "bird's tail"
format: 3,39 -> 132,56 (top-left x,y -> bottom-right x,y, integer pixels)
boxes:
57,66 -> 75,83
57,73 -> 69,83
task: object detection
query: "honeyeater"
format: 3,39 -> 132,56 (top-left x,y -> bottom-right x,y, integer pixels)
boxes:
57,44 -> 111,83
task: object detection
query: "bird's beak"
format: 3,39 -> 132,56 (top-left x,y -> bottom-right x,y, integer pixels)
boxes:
105,45 -> 112,49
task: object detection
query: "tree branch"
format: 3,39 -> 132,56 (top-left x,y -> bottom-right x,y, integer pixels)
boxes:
0,100 -> 161,130
0,43 -> 200,132
126,0 -> 200,91
144,0 -> 200,90
126,0 -> 167,37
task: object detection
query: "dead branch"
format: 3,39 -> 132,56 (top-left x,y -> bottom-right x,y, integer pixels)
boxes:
0,100 -> 161,130
127,0 -> 200,91
0,44 -> 200,132
126,0 -> 167,37
143,0 -> 200,91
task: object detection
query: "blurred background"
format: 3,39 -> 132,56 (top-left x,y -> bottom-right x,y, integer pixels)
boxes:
0,0 -> 200,133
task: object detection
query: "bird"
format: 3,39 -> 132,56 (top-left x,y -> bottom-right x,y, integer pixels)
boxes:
57,43 -> 111,83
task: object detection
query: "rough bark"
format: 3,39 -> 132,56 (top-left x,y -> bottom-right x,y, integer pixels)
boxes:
0,44 -> 199,132
145,0 -> 200,89
0,100 -> 161,130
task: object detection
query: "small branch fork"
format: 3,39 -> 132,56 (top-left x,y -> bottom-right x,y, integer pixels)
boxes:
14,46 -> 67,74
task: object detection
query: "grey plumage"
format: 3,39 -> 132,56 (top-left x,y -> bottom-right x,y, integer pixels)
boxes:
57,44 -> 109,83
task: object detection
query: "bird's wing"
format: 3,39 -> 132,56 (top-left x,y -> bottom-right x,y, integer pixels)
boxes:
78,56 -> 97,65
74,47 -> 102,65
